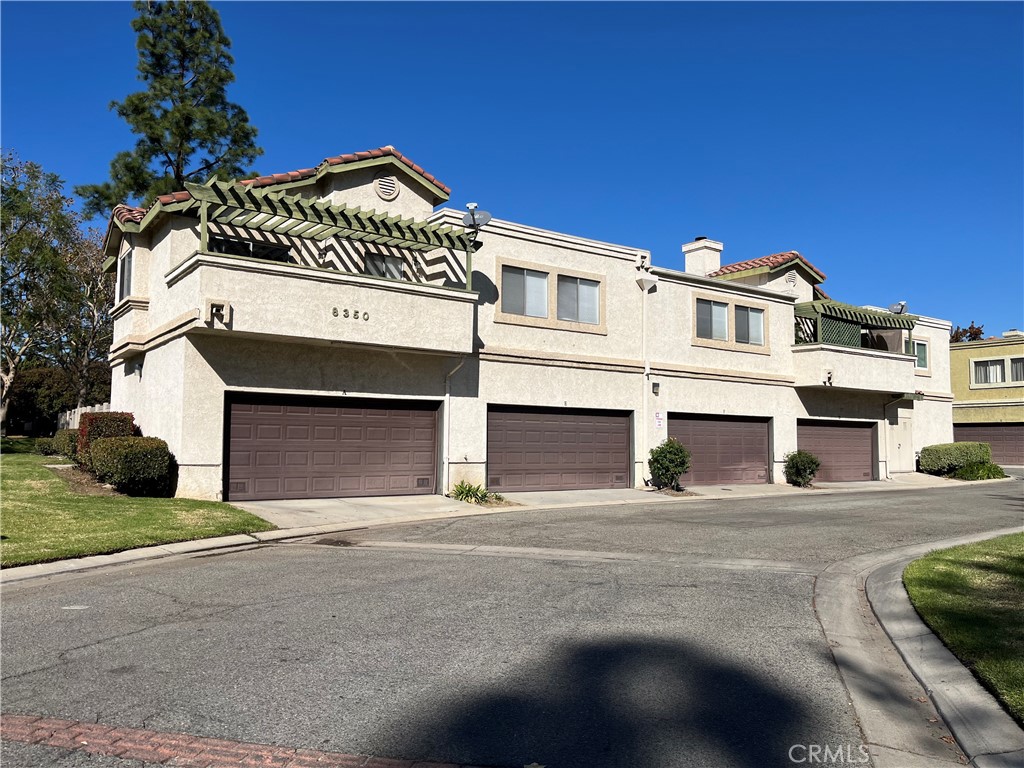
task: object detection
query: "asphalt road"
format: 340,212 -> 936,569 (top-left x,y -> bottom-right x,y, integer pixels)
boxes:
2,481 -> 1021,768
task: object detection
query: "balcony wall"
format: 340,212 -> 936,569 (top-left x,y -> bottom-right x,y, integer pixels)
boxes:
165,251 -> 477,354
792,343 -> 917,393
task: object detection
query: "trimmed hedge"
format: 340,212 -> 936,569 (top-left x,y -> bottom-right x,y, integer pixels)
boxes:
919,442 -> 992,476
34,437 -> 57,456
649,437 -> 692,490
53,429 -> 78,459
784,450 -> 821,487
90,436 -> 172,496
77,412 -> 137,469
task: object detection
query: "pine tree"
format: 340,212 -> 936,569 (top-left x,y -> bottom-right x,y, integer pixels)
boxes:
76,1 -> 262,217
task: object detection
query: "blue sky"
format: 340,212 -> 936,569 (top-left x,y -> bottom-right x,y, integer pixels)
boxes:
2,2 -> 1021,332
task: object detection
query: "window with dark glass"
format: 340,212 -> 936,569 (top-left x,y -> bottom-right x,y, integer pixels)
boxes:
117,249 -> 133,301
696,299 -> 728,340
209,236 -> 290,263
364,253 -> 404,280
501,265 -> 548,318
557,276 -> 600,324
904,339 -> 928,369
1011,357 -> 1024,382
735,306 -> 765,345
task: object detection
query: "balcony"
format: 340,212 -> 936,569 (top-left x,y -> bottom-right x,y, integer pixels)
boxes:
165,251 -> 477,355
792,343 -> 917,392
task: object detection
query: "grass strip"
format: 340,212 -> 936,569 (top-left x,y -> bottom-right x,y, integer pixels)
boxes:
903,532 -> 1024,726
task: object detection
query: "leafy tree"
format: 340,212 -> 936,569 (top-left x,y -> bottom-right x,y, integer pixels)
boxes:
950,321 -> 985,342
4,364 -> 110,436
75,1 -> 262,217
1,153 -> 79,428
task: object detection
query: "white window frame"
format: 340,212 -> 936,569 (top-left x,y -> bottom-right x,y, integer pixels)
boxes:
117,249 -> 133,302
904,338 -> 929,372
970,355 -> 1022,389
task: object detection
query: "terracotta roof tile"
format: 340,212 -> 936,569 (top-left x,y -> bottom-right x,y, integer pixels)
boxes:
708,251 -> 827,282
321,145 -> 450,195
112,204 -> 146,224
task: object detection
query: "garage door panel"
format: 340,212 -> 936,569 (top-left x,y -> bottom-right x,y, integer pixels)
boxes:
797,421 -> 874,482
228,398 -> 438,501
668,415 -> 769,485
487,408 -> 630,491
954,424 -> 1024,465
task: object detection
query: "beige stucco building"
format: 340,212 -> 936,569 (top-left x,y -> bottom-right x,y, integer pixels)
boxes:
103,146 -> 954,501
950,331 -> 1024,465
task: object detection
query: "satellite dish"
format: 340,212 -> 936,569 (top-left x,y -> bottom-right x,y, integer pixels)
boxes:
463,202 -> 492,229
888,301 -> 908,314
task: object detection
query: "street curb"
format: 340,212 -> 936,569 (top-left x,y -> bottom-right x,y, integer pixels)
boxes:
813,526 -> 1023,768
1,478 -> 1013,585
866,546 -> 1024,768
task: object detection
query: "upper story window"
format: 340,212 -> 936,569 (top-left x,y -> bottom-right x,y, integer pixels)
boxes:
735,306 -> 764,346
1012,357 -> 1024,382
696,299 -> 728,341
210,235 -> 290,263
973,359 -> 1005,384
904,339 -> 929,369
501,265 -> 548,318
557,275 -> 600,325
364,253 -> 404,280
117,249 -> 133,302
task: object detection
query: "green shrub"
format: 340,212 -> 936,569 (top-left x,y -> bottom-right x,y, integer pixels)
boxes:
949,462 -> 1007,481
450,481 -> 494,504
919,442 -> 992,476
33,437 -> 57,456
90,436 -> 172,496
649,437 -> 692,490
53,429 -> 78,459
77,412 -> 137,469
784,450 -> 821,487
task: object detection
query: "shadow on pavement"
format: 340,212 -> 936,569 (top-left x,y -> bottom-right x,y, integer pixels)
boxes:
374,636 -> 809,768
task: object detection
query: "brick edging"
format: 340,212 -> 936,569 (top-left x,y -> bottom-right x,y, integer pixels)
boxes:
0,713 -> 501,768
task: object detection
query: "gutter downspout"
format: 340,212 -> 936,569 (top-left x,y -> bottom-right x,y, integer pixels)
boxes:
442,355 -> 467,495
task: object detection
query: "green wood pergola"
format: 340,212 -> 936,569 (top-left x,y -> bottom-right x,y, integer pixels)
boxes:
794,300 -> 917,347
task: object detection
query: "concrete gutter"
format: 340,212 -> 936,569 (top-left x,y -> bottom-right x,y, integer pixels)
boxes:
868,555 -> 1024,768
815,527 -> 1023,768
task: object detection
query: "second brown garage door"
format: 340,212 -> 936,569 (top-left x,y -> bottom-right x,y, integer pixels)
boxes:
487,407 -> 630,491
954,423 -> 1024,466
797,420 -> 875,481
227,396 -> 438,501
668,414 -> 770,485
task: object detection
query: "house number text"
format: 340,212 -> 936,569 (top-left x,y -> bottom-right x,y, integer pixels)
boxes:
333,307 -> 370,321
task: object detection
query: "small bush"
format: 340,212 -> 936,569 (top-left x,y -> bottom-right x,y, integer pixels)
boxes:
77,412 -> 137,469
451,481 -> 494,504
53,429 -> 78,459
34,437 -> 57,456
919,442 -> 992,476
949,462 -> 1007,481
649,437 -> 692,490
784,450 -> 821,487
90,436 -> 171,496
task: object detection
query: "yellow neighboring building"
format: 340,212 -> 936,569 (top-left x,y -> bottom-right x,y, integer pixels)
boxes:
951,330 -> 1024,465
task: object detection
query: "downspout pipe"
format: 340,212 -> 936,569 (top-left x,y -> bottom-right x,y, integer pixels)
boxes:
443,355 -> 467,495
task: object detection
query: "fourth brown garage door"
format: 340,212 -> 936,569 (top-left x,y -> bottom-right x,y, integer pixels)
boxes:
953,423 -> 1024,466
227,397 -> 438,501
797,420 -> 875,482
668,415 -> 770,485
487,407 -> 630,492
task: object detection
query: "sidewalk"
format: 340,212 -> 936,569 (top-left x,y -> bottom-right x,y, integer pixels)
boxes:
1,473 -> 1010,585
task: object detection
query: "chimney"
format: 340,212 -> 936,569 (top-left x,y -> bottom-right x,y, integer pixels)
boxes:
1002,329 -> 1024,338
682,236 -> 723,276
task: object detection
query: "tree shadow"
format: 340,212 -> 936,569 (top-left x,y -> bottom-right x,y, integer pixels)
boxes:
372,636 -> 813,768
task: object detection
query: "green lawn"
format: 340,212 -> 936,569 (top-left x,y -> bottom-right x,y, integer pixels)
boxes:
903,532 -> 1024,726
1,438 -> 275,567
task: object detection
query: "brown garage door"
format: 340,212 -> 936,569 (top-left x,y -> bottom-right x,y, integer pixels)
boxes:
954,423 -> 1024,466
487,407 -> 630,491
668,415 -> 770,485
797,420 -> 875,481
227,396 -> 438,501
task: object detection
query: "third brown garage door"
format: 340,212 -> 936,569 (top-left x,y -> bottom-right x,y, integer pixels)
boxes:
227,396 -> 438,501
797,420 -> 875,481
487,407 -> 630,491
954,423 -> 1024,466
668,414 -> 770,484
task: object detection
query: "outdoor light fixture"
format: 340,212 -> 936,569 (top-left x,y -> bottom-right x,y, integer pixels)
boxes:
652,381 -> 661,395
461,203 -> 492,292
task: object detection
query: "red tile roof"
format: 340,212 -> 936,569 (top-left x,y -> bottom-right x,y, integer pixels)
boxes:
114,146 -> 450,222
708,251 -> 827,282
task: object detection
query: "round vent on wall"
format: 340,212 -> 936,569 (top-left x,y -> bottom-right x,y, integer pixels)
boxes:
374,172 -> 400,201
